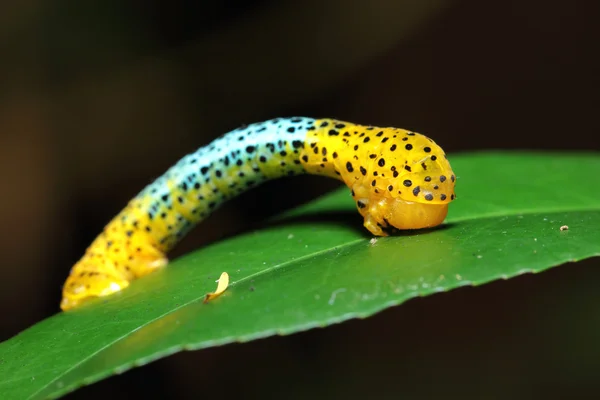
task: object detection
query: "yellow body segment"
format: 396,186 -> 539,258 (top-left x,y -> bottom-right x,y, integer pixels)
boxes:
301,119 -> 455,236
61,117 -> 456,310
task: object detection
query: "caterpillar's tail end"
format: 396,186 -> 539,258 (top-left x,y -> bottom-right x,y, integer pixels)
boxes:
60,270 -> 130,312
361,197 -> 449,237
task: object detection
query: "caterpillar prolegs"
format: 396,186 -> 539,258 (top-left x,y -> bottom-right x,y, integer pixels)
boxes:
61,117 -> 456,310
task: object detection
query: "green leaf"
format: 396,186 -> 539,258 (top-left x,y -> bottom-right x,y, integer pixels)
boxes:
1,152 -> 599,399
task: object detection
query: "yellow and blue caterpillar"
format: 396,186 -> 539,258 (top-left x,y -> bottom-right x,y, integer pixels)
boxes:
61,117 -> 456,310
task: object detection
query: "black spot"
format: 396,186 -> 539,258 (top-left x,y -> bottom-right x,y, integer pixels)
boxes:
246,145 -> 256,154
223,156 -> 230,166
215,170 -> 222,178
302,155 -> 309,162
259,156 -> 267,163
371,180 -> 376,187
346,162 -> 354,172
287,127 -> 295,133
236,159 -> 243,166
403,180 -> 412,187
376,131 -> 384,137
393,170 -> 399,178
332,152 -> 338,159
402,137 -> 408,141
425,193 -> 434,201
320,121 -> 329,127
194,182 -> 201,189
390,144 -> 397,151
405,144 -> 413,150
354,145 -> 359,151
321,147 -> 327,156
441,194 -> 447,201
335,123 -> 346,129
388,185 -> 393,191
292,140 -> 303,149
357,200 -> 366,209
161,194 -> 169,202
369,154 -> 377,159
201,166 -> 209,174
313,147 -> 319,154
328,129 -> 339,136
434,185 -> 439,190
360,166 -> 367,175
424,176 -> 431,182
431,155 -> 437,161
363,137 -> 371,143
451,175 -> 455,182
280,151 -> 287,157
424,147 -> 431,153
404,165 -> 411,172
378,158 -> 385,167
421,162 -> 427,170
407,132 -> 415,136
440,175 -> 447,182
381,137 -> 389,143
451,194 -> 455,200
413,186 -> 421,196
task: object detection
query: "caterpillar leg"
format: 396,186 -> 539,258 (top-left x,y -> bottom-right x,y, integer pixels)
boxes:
352,185 -> 449,237
60,253 -> 168,311
60,268 -> 131,311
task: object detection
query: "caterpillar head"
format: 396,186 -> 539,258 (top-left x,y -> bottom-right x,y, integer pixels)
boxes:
349,129 -> 456,236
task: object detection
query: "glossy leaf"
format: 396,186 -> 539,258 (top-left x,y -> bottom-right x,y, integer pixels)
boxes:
1,152 -> 599,399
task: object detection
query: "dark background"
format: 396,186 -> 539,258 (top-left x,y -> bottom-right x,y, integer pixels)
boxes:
1,0 -> 599,399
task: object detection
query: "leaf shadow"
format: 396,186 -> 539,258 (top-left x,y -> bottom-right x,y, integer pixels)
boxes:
260,210 -> 456,239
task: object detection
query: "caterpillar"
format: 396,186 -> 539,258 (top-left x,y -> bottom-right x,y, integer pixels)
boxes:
61,117 -> 456,311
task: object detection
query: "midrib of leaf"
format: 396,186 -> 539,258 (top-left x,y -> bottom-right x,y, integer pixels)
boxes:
447,204 -> 600,224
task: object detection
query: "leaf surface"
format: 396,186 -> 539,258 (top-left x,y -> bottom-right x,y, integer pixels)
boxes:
1,152 -> 599,399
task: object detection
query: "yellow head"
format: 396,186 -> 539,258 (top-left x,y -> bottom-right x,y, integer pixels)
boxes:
344,128 -> 456,236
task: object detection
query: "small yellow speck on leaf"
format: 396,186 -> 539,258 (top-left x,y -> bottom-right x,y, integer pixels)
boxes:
560,225 -> 569,231
204,272 -> 229,303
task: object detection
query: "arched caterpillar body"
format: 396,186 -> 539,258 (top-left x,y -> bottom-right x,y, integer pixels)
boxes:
61,117 -> 456,310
